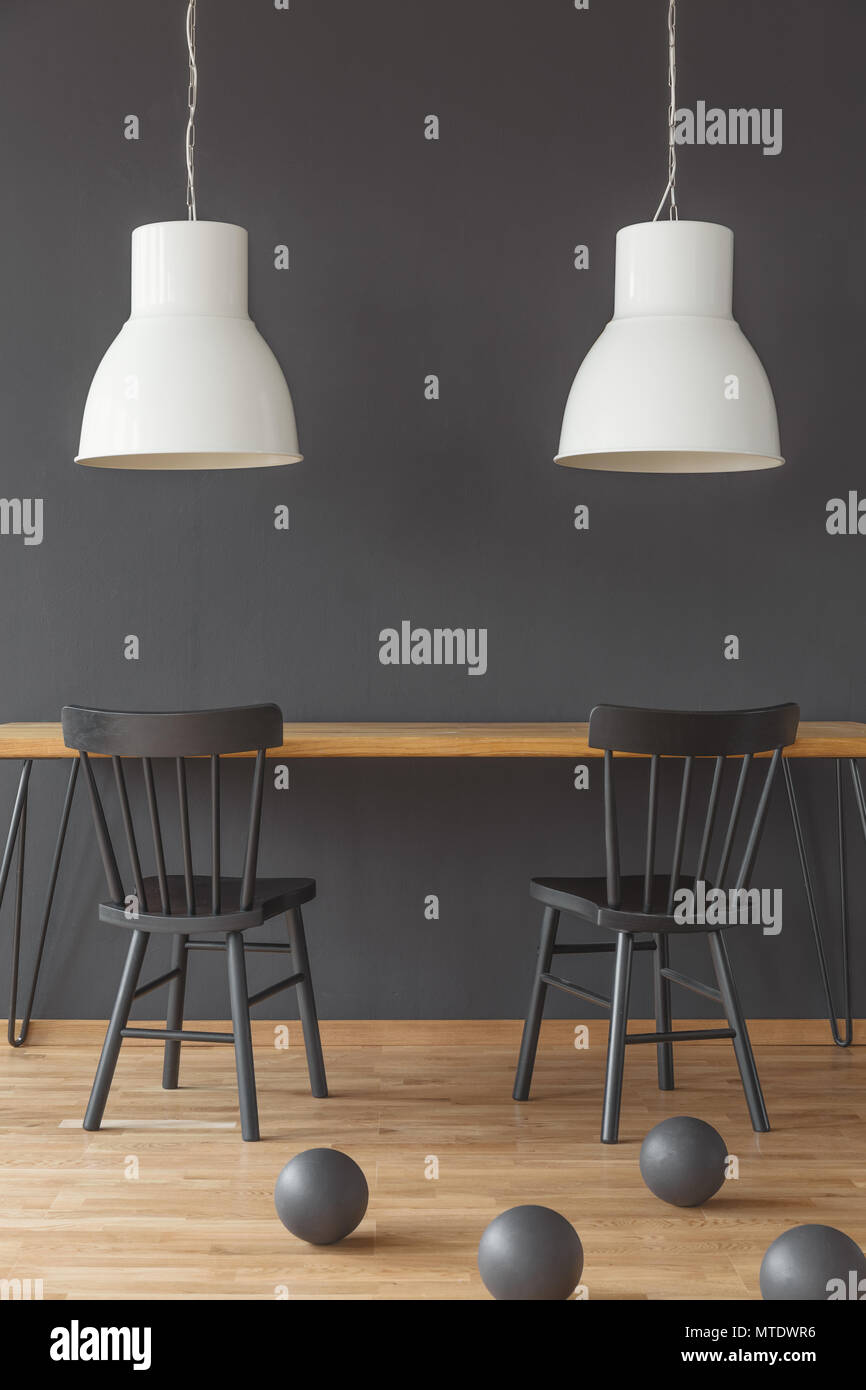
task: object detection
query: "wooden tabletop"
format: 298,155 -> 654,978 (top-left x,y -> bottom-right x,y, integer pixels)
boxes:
0,720 -> 865,758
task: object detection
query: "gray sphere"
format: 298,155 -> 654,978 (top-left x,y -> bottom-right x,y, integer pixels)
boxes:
639,1116 -> 727,1207
274,1148 -> 368,1245
478,1205 -> 584,1300
760,1224 -> 866,1301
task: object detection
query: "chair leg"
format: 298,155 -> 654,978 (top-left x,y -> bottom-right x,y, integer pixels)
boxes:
162,933 -> 189,1090
708,931 -> 770,1133
513,907 -> 560,1101
286,909 -> 328,1098
226,930 -> 260,1141
84,929 -> 148,1131
601,933 -> 634,1144
653,933 -> 674,1090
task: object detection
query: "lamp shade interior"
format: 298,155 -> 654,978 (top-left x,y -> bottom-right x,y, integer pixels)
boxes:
78,452 -> 299,471
560,451 -> 785,474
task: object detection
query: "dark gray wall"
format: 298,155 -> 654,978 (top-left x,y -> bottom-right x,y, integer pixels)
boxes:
0,0 -> 863,1022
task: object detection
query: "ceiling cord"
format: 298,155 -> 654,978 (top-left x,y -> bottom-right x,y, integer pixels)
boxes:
185,0 -> 198,220
652,0 -> 679,222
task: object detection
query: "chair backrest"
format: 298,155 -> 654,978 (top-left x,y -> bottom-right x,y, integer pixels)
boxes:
61,704 -> 283,916
587,703 -> 800,913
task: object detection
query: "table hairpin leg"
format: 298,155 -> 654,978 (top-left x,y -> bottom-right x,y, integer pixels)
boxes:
4,758 -> 79,1047
783,757 -> 853,1048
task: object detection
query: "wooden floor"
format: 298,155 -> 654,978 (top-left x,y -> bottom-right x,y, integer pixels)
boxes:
1,1027 -> 864,1300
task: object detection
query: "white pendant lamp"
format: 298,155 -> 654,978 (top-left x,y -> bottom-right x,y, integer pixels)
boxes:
556,0 -> 783,474
76,2 -> 301,471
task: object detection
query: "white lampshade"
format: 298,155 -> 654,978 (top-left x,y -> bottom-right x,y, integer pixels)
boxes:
76,221 -> 301,469
556,220 -> 783,473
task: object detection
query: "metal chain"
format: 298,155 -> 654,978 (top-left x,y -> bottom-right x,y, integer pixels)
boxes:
653,0 -> 679,222
185,0 -> 197,220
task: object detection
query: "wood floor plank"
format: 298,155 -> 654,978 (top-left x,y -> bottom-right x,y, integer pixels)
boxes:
1,1035 -> 864,1300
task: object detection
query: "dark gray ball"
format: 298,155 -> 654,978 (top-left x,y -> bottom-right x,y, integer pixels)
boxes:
639,1116 -> 727,1207
760,1224 -> 866,1301
274,1148 -> 368,1245
478,1205 -> 584,1300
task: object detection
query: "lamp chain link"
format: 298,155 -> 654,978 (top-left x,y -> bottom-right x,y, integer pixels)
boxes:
186,0 -> 197,220
653,0 -> 679,222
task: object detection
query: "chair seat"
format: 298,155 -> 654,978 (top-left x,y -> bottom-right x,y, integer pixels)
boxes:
99,874 -> 316,933
530,874 -> 725,934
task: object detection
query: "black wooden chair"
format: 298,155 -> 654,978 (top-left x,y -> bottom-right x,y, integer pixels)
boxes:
61,704 -> 327,1142
513,703 -> 800,1144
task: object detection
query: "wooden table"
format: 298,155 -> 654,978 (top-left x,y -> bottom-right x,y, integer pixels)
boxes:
2,720 -> 862,1048
1,719 -> 865,759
